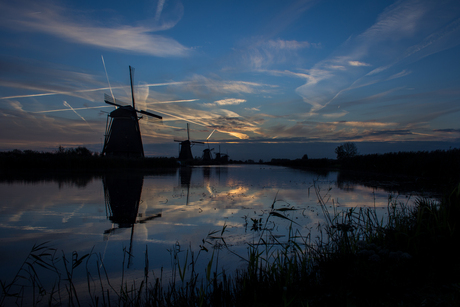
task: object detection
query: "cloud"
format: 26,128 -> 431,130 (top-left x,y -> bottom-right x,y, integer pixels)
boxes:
201,98 -> 246,108
0,99 -> 105,150
348,61 -> 370,67
387,70 -> 411,80
181,75 -> 275,98
143,95 -> 262,141
322,111 -> 348,118
291,0 -> 459,116
227,132 -> 250,139
267,39 -> 311,50
245,107 -> 260,112
335,121 -> 398,128
214,98 -> 246,106
0,1 -> 190,57
433,128 -> 460,133
358,0 -> 427,42
245,38 -> 314,69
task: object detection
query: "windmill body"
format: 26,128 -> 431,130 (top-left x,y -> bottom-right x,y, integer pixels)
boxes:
175,123 -> 203,162
202,148 -> 214,162
102,105 -> 144,157
178,140 -> 194,161
102,66 -> 162,158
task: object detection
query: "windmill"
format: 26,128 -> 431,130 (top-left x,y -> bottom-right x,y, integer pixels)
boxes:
174,123 -> 204,161
202,129 -> 216,162
102,66 -> 162,158
202,147 -> 214,162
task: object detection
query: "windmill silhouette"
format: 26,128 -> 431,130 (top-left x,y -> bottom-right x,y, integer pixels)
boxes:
174,123 -> 204,161
202,129 -> 215,162
102,66 -> 162,157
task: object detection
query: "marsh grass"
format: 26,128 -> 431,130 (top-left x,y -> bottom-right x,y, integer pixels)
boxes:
2,184 -> 460,306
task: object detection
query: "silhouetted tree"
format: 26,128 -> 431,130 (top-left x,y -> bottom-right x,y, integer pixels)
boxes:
302,154 -> 309,160
335,142 -> 358,160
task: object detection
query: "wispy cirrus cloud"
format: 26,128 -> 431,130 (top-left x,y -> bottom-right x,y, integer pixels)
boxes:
0,99 -> 104,150
201,98 -> 246,108
387,70 -> 412,80
358,0 -> 427,42
245,38 -> 317,69
0,1 -> 190,57
181,75 -> 275,98
258,118 -> 458,143
292,0 -> 460,118
348,61 -> 370,67
143,95 -> 262,140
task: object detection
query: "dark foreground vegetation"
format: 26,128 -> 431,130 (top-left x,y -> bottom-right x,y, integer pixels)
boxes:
0,147 -> 178,172
2,183 -> 460,306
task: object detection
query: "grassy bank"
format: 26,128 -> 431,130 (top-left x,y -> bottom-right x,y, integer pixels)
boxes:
269,148 -> 460,179
2,183 -> 460,306
0,148 -> 178,172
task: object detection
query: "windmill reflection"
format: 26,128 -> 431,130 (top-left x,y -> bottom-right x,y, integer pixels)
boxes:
103,173 -> 161,266
177,166 -> 228,205
179,167 -> 192,205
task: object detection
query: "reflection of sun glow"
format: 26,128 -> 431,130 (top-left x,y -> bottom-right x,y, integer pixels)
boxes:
227,186 -> 249,195
206,184 -> 213,196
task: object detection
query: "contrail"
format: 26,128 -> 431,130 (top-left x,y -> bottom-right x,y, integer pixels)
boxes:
34,105 -> 111,113
207,129 -> 216,140
63,101 -> 94,130
0,82 -> 188,100
101,55 -> 115,103
0,87 -> 121,100
30,99 -> 198,115
34,99 -> 198,114
151,99 -> 198,104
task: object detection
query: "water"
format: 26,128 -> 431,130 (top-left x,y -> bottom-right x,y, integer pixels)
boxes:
0,165 -> 425,301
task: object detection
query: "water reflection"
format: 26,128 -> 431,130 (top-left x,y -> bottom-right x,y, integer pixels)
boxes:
103,173 -> 162,266
336,170 -> 444,197
0,172 -> 100,188
0,165 -> 433,294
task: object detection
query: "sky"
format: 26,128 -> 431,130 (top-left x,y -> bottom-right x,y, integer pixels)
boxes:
1,0 -> 460,161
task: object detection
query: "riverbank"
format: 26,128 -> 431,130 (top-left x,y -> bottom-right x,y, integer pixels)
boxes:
0,148 -> 178,172
268,147 -> 460,179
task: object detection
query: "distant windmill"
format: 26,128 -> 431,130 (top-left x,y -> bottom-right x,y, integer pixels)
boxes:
174,123 -> 204,161
102,66 -> 162,157
202,129 -> 216,162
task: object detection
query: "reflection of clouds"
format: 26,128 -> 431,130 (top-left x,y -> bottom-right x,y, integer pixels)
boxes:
1,166 -> 422,288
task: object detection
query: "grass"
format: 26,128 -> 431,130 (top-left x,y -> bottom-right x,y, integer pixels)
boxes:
2,184 -> 460,306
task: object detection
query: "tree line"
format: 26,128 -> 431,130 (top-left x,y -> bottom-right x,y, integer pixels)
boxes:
0,147 -> 178,171
268,142 -> 460,181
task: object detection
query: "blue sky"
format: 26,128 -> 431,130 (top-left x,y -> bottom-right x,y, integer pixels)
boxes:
1,0 -> 460,160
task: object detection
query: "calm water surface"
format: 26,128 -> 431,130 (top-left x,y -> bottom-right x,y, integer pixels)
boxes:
0,165 -> 421,294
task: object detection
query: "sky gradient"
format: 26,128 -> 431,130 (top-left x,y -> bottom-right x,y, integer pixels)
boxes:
1,0 -> 460,160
